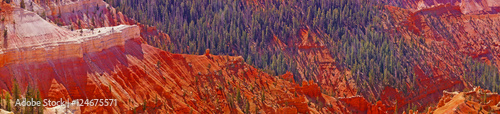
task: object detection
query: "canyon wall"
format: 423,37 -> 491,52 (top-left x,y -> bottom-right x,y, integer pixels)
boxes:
0,6 -> 382,113
386,0 -> 500,14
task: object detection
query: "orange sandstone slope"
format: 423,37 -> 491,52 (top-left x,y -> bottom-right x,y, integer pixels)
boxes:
377,0 -> 500,112
432,87 -> 500,113
385,0 -> 500,14
6,0 -> 500,113
23,0 -> 172,48
0,4 -> 390,114
285,27 -> 358,99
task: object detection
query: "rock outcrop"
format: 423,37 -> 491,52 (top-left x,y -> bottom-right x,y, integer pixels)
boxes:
0,4 -> 380,113
374,0 -> 500,112
386,0 -> 500,14
13,0 -> 172,50
432,87 -> 500,113
4,0 -> 500,113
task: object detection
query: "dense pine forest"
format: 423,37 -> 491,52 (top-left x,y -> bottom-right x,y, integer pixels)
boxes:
104,0 -> 500,100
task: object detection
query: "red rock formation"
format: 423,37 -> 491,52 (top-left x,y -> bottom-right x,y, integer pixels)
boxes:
277,106 -> 298,114
386,0 -> 499,14
432,87 -> 500,113
277,95 -> 309,113
296,28 -> 325,49
284,27 -> 357,99
339,96 -> 370,112
45,79 -> 71,104
0,4 -> 382,113
338,96 -> 391,114
22,0 -> 173,51
293,80 -> 322,101
205,49 -> 210,57
376,0 -> 500,111
281,71 -> 294,82
5,0 -> 500,113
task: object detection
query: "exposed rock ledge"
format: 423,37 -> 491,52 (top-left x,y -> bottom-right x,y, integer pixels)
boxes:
0,8 -> 139,66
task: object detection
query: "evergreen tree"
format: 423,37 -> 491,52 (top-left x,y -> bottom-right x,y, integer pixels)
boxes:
5,93 -> 11,111
20,0 -> 25,9
0,92 -> 3,109
12,79 -> 20,113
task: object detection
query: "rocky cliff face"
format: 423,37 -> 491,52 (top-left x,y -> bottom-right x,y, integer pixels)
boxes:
377,0 -> 500,112
386,0 -> 500,14
2,0 -> 500,113
11,0 -> 133,28
12,0 -> 171,48
431,87 -> 500,113
0,3 -> 388,113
